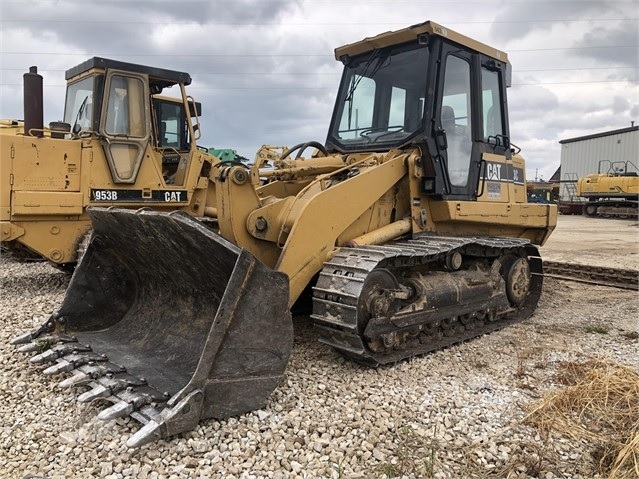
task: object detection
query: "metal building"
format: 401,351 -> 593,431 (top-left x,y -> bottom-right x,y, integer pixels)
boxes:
558,124 -> 638,201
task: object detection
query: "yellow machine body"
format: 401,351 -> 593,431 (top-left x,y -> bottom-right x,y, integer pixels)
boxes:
576,160 -> 638,217
1,59 -> 218,268
13,21 -> 557,447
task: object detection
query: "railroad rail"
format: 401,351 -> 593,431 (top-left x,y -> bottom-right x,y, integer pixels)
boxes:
543,261 -> 639,291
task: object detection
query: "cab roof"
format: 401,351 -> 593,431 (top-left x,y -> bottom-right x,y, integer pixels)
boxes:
335,20 -> 508,63
65,57 -> 192,89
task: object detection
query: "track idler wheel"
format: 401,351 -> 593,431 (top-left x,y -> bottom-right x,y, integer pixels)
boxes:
503,257 -> 531,307
583,203 -> 598,217
501,249 -> 543,319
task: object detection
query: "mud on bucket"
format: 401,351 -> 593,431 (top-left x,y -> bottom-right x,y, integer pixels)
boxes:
12,207 -> 293,447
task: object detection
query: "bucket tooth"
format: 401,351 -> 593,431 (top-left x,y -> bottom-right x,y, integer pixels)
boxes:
43,360 -> 74,375
18,342 -> 45,353
43,351 -> 105,375
15,333 -> 77,351
59,362 -> 125,390
78,384 -> 112,403
77,371 -> 149,403
78,362 -> 126,379
10,330 -> 38,346
55,342 -> 91,355
98,400 -> 134,421
9,319 -> 60,345
59,371 -> 90,389
30,349 -> 61,364
125,389 -> 203,448
77,375 -> 126,403
98,385 -> 166,422
29,343 -> 91,364
127,420 -> 162,448
18,342 -> 43,354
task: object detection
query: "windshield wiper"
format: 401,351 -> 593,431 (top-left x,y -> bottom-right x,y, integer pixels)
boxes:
72,96 -> 89,135
345,49 -> 382,130
345,51 -> 393,131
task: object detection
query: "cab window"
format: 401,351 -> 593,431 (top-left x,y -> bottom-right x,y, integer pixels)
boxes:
156,101 -> 186,150
338,75 -> 375,140
481,68 -> 504,140
100,72 -> 149,183
64,76 -> 94,133
105,75 -> 146,138
441,55 -> 473,187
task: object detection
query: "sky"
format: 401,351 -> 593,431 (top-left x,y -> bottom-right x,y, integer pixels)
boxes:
1,0 -> 637,182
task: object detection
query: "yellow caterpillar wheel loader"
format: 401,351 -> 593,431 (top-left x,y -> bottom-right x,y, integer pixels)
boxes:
577,160 -> 639,218
13,21 -> 557,447
1,58 -> 223,270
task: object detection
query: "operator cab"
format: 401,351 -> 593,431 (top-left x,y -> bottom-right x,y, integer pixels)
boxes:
326,21 -> 513,201
63,57 -> 201,185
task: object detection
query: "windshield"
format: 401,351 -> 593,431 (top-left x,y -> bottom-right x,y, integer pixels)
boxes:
328,46 -> 429,150
64,76 -> 94,134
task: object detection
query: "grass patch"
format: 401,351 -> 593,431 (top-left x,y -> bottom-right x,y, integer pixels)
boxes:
585,324 -> 609,334
514,345 -> 548,379
377,424 -> 438,478
329,457 -> 346,479
457,358 -> 639,479
471,359 -> 490,370
525,359 -> 639,479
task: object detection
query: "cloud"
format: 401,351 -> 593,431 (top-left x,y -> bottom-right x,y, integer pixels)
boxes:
488,1 -> 624,43
573,22 -> 639,75
1,0 -> 636,177
612,95 -> 630,114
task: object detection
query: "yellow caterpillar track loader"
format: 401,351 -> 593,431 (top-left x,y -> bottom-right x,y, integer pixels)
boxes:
13,21 -> 557,447
1,58 -> 222,270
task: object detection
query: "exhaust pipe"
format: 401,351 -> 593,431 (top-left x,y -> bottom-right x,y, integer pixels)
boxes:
23,66 -> 43,137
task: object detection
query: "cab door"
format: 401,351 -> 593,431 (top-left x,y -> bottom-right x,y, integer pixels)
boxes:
99,70 -> 151,184
435,45 -> 478,199
433,43 -> 513,201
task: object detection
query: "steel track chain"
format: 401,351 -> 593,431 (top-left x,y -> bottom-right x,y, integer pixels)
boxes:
311,235 -> 542,366
544,260 -> 639,291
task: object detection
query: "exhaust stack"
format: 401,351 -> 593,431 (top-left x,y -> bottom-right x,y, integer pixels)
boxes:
23,66 -> 44,137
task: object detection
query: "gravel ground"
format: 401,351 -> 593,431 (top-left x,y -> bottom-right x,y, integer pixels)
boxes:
1,218 -> 638,479
539,215 -> 639,270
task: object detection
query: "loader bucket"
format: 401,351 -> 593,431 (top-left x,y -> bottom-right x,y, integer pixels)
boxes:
12,207 -> 293,447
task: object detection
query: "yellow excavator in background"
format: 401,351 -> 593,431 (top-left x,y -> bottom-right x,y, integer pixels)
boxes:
577,160 -> 639,218
13,21 -> 557,447
0,58 -> 230,270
